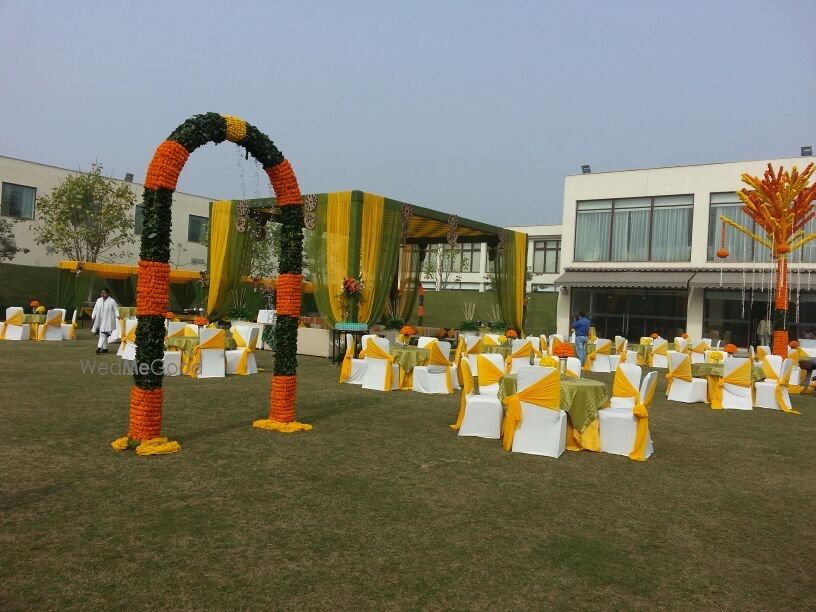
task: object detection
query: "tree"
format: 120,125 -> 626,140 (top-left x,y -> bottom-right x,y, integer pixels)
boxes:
0,217 -> 29,262
34,162 -> 137,262
422,245 -> 468,290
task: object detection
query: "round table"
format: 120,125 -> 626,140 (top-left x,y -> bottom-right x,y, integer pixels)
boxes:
691,362 -> 764,404
391,346 -> 430,390
495,374 -> 610,449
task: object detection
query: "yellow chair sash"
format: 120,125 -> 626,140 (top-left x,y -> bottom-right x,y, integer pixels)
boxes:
710,360 -> 752,409
648,341 -> 669,366
761,358 -> 800,414
450,359 -> 475,430
755,346 -> 768,361
187,330 -> 226,378
365,337 -> 395,391
583,341 -> 611,370
483,335 -> 499,346
505,341 -> 534,372
665,356 -> 692,393
121,325 -> 137,351
231,328 -> 255,376
36,312 -> 64,341
610,369 -> 654,460
692,342 -> 709,354
615,338 -> 627,355
428,340 -> 454,394
183,326 -> 199,337
477,355 -> 504,388
501,369 -> 560,451
453,337 -> 483,385
339,337 -> 355,383
0,311 -> 24,339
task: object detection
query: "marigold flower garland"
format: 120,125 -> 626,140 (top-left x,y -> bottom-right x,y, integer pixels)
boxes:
113,112 -> 309,454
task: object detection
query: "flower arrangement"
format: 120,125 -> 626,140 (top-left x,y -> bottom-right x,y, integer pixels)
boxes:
459,320 -> 479,332
341,276 -> 364,297
505,329 -> 518,339
724,343 -> 738,354
553,343 -> 574,358
114,112 -> 308,452
540,356 -> 559,368
709,352 -> 723,362
789,340 -> 800,349
400,325 -> 416,336
193,315 -> 208,327
383,317 -> 405,331
498,335 -> 508,344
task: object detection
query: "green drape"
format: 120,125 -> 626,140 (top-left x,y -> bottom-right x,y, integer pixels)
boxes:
169,282 -> 198,312
307,193 -> 338,326
399,244 -> 424,322
56,269 -> 98,311
492,231 -> 528,333
206,201 -> 253,320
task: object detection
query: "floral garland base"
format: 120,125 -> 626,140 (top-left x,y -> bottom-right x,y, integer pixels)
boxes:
111,436 -> 181,455
252,419 -> 313,433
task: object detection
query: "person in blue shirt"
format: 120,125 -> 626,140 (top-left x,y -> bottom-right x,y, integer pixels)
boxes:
572,311 -> 591,365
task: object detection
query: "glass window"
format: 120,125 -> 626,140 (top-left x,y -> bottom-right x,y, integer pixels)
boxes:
707,193 -> 768,262
460,243 -> 481,272
134,205 -> 144,235
187,214 -> 207,242
575,196 -> 692,262
1,183 -> 36,219
533,240 -> 560,274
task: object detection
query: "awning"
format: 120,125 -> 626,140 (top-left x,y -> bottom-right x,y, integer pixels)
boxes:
554,270 -> 695,289
688,271 -> 764,290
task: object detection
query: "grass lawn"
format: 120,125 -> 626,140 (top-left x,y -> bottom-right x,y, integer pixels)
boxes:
1,331 -> 815,610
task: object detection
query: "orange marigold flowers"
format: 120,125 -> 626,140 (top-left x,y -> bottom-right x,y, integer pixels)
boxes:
505,329 -> 518,338
144,140 -> 190,190
265,160 -> 301,205
553,343 -> 574,358
193,315 -> 208,326
128,386 -> 164,441
269,375 -> 297,422
136,260 -> 170,315
724,343 -> 738,354
276,274 -> 303,316
222,115 -> 247,143
789,340 -> 800,349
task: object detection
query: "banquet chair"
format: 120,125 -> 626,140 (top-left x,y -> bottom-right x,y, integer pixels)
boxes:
524,336 -> 542,356
61,309 -> 78,340
717,357 -> 753,410
666,352 -> 708,403
754,356 -> 793,411
649,338 -> 670,369
475,353 -> 506,398
702,338 -> 712,346
610,364 -> 642,409
690,340 -> 709,364
196,328 -> 226,378
585,338 -> 612,373
539,334 -> 548,355
455,359 -> 503,439
361,337 -> 400,391
600,370 -> 656,460
162,350 -> 182,377
120,318 -> 138,360
37,308 -> 66,341
621,350 -> 640,365
506,338 -> 535,374
412,340 -> 456,394
339,333 -> 367,384
357,334 -> 376,358
166,321 -> 187,339
609,336 -> 627,370
226,326 -> 259,375
185,323 -> 200,336
459,335 -> 483,375
564,357 -> 582,378
417,337 -> 437,349
673,337 -> 688,353
0,307 -> 30,341
755,345 -> 771,364
504,365 -> 567,458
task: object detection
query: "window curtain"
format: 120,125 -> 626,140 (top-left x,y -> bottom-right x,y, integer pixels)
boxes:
652,206 -> 691,261
709,204 -> 756,263
611,208 -> 650,261
493,231 -> 528,332
575,211 -> 611,262
358,193 -> 401,326
206,200 -> 251,320
398,244 -> 424,322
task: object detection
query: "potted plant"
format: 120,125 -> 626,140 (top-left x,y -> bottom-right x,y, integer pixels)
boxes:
460,302 -> 479,337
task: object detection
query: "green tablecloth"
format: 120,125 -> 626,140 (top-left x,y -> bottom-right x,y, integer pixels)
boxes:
496,374 -> 610,433
581,342 -> 674,365
692,363 -> 764,381
165,336 -> 237,360
391,347 -> 430,373
118,307 -> 138,318
483,345 -> 511,358
22,314 -> 46,324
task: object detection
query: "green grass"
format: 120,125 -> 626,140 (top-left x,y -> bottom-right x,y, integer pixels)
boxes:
1,332 -> 814,610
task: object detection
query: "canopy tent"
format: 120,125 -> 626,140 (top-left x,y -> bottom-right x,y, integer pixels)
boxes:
243,190 -> 528,331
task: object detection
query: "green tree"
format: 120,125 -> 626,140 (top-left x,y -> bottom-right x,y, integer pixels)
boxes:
34,162 -> 136,262
423,245 -> 467,290
0,218 -> 29,262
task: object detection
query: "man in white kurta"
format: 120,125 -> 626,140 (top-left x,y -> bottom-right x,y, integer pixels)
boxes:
91,288 -> 118,353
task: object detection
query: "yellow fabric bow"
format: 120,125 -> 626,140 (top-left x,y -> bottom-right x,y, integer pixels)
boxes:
477,355 -> 504,388
761,358 -> 800,414
453,336 -> 483,385
186,329 -> 226,378
648,341 -> 668,366
505,341 -> 534,372
755,346 -> 768,361
0,310 -> 24,339
364,337 -> 395,391
231,328 -> 255,375
428,340 -> 454,394
483,335 -> 499,346
36,311 -> 63,341
450,358 -> 475,430
665,355 -> 692,393
610,369 -> 655,460
339,337 -> 355,383
583,340 -> 611,370
121,325 -> 137,351
501,369 -> 560,451
709,360 -> 751,409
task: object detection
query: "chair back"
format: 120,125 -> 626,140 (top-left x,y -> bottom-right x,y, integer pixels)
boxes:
722,356 -> 750,383
484,333 -> 501,345
124,318 -> 138,336
516,365 -> 560,410
548,334 -> 564,353
5,306 -> 23,320
246,326 -> 260,348
640,371 -> 658,401
673,337 -> 688,352
595,338 -> 612,353
459,357 -> 475,395
614,363 -> 642,397
511,338 -> 532,352
781,357 -> 793,383
167,321 -> 186,336
669,351 -> 690,372
365,336 -> 391,358
653,338 -> 668,350
46,308 -> 66,325
417,337 -> 437,349
539,334 -> 548,349
434,340 -> 452,361
184,323 -> 199,336
761,355 -> 783,379
565,357 -> 582,377
479,353 -> 506,372
465,335 -> 482,351
524,336 -> 541,352
199,327 -> 223,345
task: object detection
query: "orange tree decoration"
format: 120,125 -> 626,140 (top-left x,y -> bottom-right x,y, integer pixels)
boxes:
720,163 -> 816,357
112,113 -> 309,454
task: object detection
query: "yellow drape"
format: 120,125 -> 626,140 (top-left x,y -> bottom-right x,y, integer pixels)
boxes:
477,355 -> 504,388
357,193 -> 384,323
615,338 -> 627,355
455,337 -> 483,385
609,369 -> 654,461
206,201 -> 232,316
186,330 -> 226,378
121,325 -> 137,352
505,341 -> 534,372
327,192 -> 352,321
483,335 -> 499,346
665,355 -> 692,393
501,369 -> 560,451
230,328 -> 254,375
451,358 -> 475,430
365,337 -> 395,391
755,346 -> 768,361
339,337 -> 355,383
583,340 -> 611,370
692,342 -> 709,354
0,310 -> 24,339
710,360 -> 751,410
648,341 -> 668,366
514,232 -> 527,333
428,340 -> 454,394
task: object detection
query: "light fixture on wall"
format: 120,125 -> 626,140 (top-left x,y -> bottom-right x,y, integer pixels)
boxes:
802,146 -> 813,157
581,164 -> 591,174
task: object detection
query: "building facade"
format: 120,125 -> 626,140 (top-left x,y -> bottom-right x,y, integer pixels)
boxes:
0,156 -> 212,270
555,157 -> 816,346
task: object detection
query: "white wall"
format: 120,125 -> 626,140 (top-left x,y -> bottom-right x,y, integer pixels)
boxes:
0,156 -> 213,269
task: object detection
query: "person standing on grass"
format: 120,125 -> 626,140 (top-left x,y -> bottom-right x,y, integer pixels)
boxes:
572,311 -> 591,365
91,288 -> 117,354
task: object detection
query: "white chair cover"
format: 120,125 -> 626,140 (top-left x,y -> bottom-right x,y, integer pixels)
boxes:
666,352 -> 708,404
508,366 -> 567,458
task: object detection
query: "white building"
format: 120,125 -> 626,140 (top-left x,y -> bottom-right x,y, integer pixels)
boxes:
0,155 -> 212,269
555,157 -> 816,346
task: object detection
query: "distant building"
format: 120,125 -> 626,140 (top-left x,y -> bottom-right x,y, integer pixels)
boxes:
0,155 -> 213,270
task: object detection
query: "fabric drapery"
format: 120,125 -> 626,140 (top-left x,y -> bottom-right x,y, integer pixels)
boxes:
186,330 -> 226,378
583,340 -> 611,370
501,369 -> 560,451
450,358 -> 475,430
709,360 -> 752,410
339,337 -> 355,383
760,358 -> 800,414
427,340 -> 454,394
359,193 -> 402,326
492,231 -> 527,332
398,244 -> 424,322
610,369 -> 655,461
0,310 -> 24,339
477,355 -> 504,388
648,341 -> 669,367
665,356 -> 692,393
505,341 -> 534,372
206,201 -> 252,320
230,328 -> 255,375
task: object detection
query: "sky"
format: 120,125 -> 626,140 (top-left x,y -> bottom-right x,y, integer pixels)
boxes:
0,0 -> 813,226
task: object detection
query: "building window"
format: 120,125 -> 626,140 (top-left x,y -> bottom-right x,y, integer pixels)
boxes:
575,195 -> 693,262
707,192 -> 784,263
1,183 -> 36,220
459,243 -> 481,273
533,239 -> 560,274
187,214 -> 207,242
134,205 -> 144,235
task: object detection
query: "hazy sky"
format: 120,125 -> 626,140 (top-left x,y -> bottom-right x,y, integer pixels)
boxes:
1,0 -> 813,226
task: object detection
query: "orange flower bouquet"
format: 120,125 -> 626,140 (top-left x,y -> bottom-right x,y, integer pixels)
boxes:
789,340 -> 800,349
724,343 -> 738,354
505,329 -> 518,339
553,343 -> 574,358
193,315 -> 208,327
400,325 -> 416,336
650,332 -> 659,339
164,311 -> 175,319
30,300 -> 40,309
